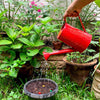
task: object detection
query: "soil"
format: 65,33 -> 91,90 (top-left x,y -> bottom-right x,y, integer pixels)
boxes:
26,80 -> 56,94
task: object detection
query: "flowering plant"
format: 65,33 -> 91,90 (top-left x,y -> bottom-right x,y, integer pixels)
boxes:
25,0 -> 49,24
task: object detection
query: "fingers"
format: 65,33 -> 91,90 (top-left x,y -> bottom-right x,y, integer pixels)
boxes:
63,10 -> 79,21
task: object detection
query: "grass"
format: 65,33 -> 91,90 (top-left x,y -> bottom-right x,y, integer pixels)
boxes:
0,69 -> 96,100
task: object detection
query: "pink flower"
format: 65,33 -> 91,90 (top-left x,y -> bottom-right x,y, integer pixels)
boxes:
40,3 -> 44,6
93,14 -> 96,16
37,9 -> 41,12
31,1 -> 35,5
30,5 -> 32,8
34,4 -> 37,6
38,16 -> 42,18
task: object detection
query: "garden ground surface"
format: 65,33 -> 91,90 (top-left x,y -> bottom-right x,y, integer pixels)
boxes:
0,69 -> 96,100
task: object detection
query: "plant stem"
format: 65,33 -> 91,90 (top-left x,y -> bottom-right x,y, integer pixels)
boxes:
8,2 -> 10,19
3,0 -> 7,17
14,5 -> 21,15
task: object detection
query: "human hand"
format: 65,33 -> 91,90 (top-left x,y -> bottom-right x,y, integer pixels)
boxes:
63,4 -> 82,22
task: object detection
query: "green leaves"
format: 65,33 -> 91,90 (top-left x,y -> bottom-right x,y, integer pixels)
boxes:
27,49 -> 39,56
18,37 -> 33,47
17,23 -> 35,36
30,58 -> 40,68
86,53 -> 99,62
11,43 -> 23,49
34,25 -> 41,33
9,68 -> 18,78
18,37 -> 44,47
20,53 -> 32,61
95,0 -> 100,7
40,17 -> 53,24
39,47 -> 53,55
0,10 -> 7,18
0,46 -> 10,51
5,28 -> 19,41
0,40 -> 12,45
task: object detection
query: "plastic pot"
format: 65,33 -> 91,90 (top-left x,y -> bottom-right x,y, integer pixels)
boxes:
24,78 -> 58,99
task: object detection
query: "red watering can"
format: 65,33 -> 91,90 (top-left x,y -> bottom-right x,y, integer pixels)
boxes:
43,14 -> 92,60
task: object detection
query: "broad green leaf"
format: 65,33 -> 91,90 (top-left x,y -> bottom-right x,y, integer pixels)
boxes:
41,33 -> 50,37
9,68 -> 18,78
21,32 -> 29,36
5,28 -> 18,41
11,43 -> 23,49
39,47 -> 53,55
27,49 -> 39,56
41,17 -> 53,24
95,0 -> 100,7
0,46 -> 10,51
0,10 -> 7,17
85,53 -> 99,62
0,40 -> 12,45
20,53 -> 32,61
8,50 -> 16,60
34,40 -> 44,47
18,38 -> 33,47
0,64 -> 8,69
30,58 -> 40,68
0,73 -> 8,77
28,23 -> 35,31
90,40 -> 99,46
30,34 -> 40,43
34,25 -> 41,33
17,25 -> 23,30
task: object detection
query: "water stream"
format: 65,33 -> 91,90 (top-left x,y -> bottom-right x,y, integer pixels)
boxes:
39,57 -> 50,79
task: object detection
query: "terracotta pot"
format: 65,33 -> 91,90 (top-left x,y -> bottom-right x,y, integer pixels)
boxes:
17,62 -> 34,80
63,57 -> 97,86
52,41 -> 63,50
91,65 -> 100,100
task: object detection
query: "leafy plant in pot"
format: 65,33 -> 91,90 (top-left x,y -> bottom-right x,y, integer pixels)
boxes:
63,50 -> 97,86
46,22 -> 63,50
86,21 -> 100,54
86,38 -> 100,99
0,24 -> 52,79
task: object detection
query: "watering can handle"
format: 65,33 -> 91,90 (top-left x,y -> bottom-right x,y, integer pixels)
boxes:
64,12 -> 86,32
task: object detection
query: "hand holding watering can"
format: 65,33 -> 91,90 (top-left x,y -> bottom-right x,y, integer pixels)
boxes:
43,13 -> 92,60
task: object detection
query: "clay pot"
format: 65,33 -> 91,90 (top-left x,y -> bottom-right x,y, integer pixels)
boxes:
63,57 -> 97,86
52,41 -> 63,50
17,62 -> 34,80
91,65 -> 100,100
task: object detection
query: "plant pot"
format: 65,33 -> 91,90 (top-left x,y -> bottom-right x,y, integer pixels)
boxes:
63,57 -> 97,86
91,65 -> 100,100
52,41 -> 63,50
17,62 -> 34,80
24,78 -> 58,99
0,31 -> 7,37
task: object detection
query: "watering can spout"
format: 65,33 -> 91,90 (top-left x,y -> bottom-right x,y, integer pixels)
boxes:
43,52 -> 50,60
43,49 -> 75,60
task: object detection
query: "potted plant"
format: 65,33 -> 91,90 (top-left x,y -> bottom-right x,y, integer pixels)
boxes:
46,21 -> 63,50
86,38 -> 100,99
63,50 -> 97,86
0,23 -> 52,79
87,21 -> 100,54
